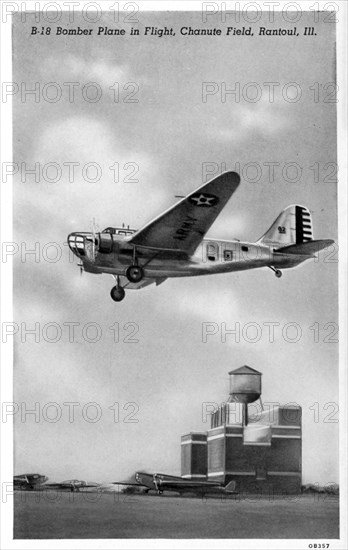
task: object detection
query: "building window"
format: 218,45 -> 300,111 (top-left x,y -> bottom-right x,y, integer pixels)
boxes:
224,250 -> 233,261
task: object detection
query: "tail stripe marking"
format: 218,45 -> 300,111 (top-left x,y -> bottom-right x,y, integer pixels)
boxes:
295,205 -> 313,243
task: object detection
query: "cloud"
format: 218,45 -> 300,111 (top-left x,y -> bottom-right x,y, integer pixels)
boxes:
15,114 -> 169,233
39,55 -> 135,89
208,98 -> 295,144
65,56 -> 130,88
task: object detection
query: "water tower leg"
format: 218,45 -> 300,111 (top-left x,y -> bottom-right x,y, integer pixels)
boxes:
243,403 -> 248,426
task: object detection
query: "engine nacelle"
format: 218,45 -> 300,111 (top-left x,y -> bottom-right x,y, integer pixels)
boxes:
98,232 -> 113,254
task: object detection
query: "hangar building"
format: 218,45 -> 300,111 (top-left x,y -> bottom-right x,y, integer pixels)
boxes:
181,366 -> 302,494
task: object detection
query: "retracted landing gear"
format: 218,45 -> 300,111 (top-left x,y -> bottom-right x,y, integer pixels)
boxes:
126,265 -> 144,283
269,266 -> 282,278
126,246 -> 144,283
110,275 -> 125,302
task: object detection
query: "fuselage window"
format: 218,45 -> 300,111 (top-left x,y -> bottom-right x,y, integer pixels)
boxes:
241,245 -> 249,252
224,250 -> 233,261
207,244 -> 218,261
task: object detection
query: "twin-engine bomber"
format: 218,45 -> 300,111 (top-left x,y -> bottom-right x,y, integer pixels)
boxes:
114,472 -> 237,496
68,171 -> 334,302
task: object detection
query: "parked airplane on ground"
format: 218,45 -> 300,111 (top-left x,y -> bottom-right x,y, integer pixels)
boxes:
68,171 -> 334,302
43,479 -> 101,492
14,474 -> 100,492
114,472 -> 237,496
14,474 -> 48,490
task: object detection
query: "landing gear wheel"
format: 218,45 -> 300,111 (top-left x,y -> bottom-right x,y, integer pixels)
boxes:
110,286 -> 125,302
269,266 -> 283,278
126,265 -> 144,283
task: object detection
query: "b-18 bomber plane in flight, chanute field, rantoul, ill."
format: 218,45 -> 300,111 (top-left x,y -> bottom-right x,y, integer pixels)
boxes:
68,171 -> 334,302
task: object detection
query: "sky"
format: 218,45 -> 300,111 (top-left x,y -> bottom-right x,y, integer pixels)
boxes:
12,10 -> 338,485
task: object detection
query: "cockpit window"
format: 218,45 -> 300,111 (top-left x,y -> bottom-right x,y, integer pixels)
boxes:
68,234 -> 85,255
102,227 -> 136,236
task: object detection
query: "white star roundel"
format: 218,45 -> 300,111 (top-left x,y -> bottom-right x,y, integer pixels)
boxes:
189,193 -> 219,207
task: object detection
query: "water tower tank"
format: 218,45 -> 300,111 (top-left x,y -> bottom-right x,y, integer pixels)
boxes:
228,365 -> 262,404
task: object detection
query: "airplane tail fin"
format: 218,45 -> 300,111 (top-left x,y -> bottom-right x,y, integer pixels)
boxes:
224,480 -> 237,493
257,205 -> 313,247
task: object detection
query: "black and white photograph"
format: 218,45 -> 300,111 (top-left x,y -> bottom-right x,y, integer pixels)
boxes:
0,1 -> 347,547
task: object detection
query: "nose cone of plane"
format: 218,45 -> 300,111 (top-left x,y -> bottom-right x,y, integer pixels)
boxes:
67,232 -> 85,257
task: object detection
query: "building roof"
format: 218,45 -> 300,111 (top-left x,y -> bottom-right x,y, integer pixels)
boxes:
228,365 -> 262,375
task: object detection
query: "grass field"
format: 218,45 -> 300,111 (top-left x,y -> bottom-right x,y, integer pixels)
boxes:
14,491 -> 339,539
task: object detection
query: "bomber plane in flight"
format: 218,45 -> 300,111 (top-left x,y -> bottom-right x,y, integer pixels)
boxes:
68,171 -> 334,302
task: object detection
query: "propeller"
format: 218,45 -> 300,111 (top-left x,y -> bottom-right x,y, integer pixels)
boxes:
90,217 -> 100,261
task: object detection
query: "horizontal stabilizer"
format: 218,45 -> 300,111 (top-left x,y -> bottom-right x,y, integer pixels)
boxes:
224,480 -> 237,493
275,239 -> 334,256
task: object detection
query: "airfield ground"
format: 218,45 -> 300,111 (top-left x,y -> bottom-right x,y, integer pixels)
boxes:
14,491 -> 339,539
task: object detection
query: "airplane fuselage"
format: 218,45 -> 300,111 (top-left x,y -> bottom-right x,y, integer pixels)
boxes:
134,472 -> 236,495
69,232 -> 303,279
68,172 -> 333,301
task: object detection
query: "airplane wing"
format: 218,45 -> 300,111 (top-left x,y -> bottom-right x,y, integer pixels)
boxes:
112,482 -> 149,487
158,479 -> 220,489
112,482 -> 152,493
157,479 -> 237,494
129,171 -> 240,255
43,481 -> 100,490
119,276 -> 167,290
42,483 -> 72,489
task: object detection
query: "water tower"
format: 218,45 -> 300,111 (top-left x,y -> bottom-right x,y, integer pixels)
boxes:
228,366 -> 262,425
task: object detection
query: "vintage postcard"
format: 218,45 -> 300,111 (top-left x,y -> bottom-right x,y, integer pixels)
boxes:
0,1 -> 346,548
